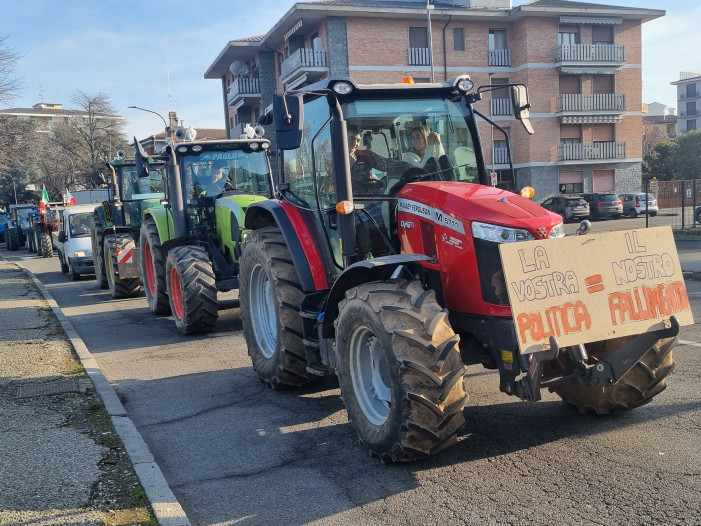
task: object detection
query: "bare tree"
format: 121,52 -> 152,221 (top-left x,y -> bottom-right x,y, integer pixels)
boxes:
64,91 -> 126,188
0,35 -> 22,106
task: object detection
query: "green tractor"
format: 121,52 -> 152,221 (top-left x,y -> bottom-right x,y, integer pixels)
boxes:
4,204 -> 36,251
135,133 -> 274,334
90,151 -> 167,299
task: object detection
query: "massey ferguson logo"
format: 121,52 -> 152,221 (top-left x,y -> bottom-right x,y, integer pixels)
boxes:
536,227 -> 548,238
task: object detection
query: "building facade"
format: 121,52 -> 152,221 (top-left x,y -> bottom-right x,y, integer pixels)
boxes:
0,102 -> 123,134
205,0 -> 663,198
671,71 -> 701,134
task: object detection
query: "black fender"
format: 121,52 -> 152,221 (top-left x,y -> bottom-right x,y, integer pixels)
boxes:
244,200 -> 327,292
321,254 -> 435,338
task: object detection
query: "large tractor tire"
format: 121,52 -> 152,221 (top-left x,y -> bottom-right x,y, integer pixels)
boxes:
546,335 -> 677,414
335,279 -> 468,463
27,230 -> 36,253
140,218 -> 170,315
91,217 -> 107,288
6,228 -> 20,251
39,232 -> 52,258
165,245 -> 218,335
104,234 -> 140,299
239,226 -> 318,388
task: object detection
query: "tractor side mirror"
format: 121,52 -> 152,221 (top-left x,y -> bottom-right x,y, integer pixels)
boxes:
273,93 -> 304,150
133,136 -> 150,177
511,85 -> 534,135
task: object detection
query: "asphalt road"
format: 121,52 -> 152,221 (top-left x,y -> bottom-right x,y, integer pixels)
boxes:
5,223 -> 701,526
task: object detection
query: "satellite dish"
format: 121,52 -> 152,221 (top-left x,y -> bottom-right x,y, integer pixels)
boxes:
229,61 -> 250,78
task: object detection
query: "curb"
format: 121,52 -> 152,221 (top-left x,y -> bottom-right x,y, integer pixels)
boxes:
21,266 -> 191,526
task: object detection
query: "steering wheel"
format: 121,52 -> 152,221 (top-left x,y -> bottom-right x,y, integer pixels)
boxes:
388,166 -> 429,196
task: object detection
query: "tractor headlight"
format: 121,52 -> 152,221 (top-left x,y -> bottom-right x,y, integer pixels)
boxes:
472,221 -> 534,243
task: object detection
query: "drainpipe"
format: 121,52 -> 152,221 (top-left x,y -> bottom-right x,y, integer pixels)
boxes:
442,15 -> 452,82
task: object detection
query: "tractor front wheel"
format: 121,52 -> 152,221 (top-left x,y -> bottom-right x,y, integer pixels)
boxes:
39,232 -> 52,258
104,234 -> 140,299
165,245 -> 218,335
140,218 -> 169,315
92,217 -> 107,288
546,335 -> 677,413
335,279 -> 468,463
239,226 -> 317,388
6,228 -> 18,251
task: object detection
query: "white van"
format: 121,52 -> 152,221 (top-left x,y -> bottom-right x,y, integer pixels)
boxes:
52,204 -> 96,280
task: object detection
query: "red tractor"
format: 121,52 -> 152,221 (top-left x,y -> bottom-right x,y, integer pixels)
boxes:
239,77 -> 682,462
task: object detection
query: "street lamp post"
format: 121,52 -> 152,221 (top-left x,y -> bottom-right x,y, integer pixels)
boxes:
426,0 -> 435,83
127,106 -> 169,131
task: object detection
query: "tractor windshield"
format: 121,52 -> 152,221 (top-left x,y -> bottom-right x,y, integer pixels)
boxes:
181,149 -> 271,201
120,164 -> 166,201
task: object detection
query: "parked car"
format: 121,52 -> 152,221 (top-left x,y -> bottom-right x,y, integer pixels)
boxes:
581,192 -> 623,220
620,192 -> 658,218
540,195 -> 590,222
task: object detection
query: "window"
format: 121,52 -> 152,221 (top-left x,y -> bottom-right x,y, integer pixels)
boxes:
409,26 -> 428,48
489,29 -> 507,50
686,101 -> 696,117
453,27 -> 465,51
689,120 -> 697,131
592,25 -> 613,44
559,171 -> 583,194
687,84 -> 697,98
592,75 -> 614,94
559,75 -> 580,95
558,25 -> 579,45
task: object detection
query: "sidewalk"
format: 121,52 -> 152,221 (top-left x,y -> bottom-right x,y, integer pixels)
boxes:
0,260 -> 189,526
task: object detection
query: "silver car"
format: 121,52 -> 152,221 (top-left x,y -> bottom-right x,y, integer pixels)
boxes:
621,193 -> 658,218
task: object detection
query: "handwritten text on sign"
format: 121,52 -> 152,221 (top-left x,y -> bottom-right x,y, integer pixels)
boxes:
498,227 -> 693,354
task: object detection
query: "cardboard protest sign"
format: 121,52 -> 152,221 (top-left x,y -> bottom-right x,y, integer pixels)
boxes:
498,226 -> 693,354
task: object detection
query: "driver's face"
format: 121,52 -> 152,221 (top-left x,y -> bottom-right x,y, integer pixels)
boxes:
348,134 -> 361,156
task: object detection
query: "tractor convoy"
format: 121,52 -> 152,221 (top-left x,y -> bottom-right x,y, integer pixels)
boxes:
3,75 -> 692,464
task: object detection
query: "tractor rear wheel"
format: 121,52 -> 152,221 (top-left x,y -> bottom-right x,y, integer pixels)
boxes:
39,232 -> 52,258
7,228 -> 19,251
140,218 -> 169,315
165,245 -> 218,335
104,234 -> 140,299
91,217 -> 107,288
546,335 -> 677,413
335,279 -> 468,462
239,226 -> 317,388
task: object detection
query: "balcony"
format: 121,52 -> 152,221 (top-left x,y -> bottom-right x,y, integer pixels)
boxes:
281,47 -> 328,85
491,98 -> 513,116
557,93 -> 626,113
408,47 -> 431,66
558,141 -> 626,161
227,77 -> 260,107
557,44 -> 625,64
488,48 -> 511,67
679,109 -> 701,117
680,92 -> 700,100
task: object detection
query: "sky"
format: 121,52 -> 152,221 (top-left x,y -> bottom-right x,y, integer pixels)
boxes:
1,0 -> 699,144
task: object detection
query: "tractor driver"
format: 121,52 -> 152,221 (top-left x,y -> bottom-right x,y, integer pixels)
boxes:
194,161 -> 230,198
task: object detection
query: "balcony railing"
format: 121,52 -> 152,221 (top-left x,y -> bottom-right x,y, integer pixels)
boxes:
408,47 -> 431,66
557,93 -> 626,112
281,47 -> 328,79
227,77 -> 260,105
491,98 -> 513,116
680,109 -> 700,117
558,141 -> 626,161
488,48 -> 511,67
493,147 -> 510,164
557,44 -> 625,63
680,92 -> 700,100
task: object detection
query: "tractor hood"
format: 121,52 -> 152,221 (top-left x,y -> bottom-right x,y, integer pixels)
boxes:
399,181 -> 561,235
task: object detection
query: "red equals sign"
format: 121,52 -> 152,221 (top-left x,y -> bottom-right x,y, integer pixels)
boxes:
585,274 -> 604,293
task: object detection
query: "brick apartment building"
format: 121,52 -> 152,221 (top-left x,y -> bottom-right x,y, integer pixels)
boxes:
204,0 -> 663,199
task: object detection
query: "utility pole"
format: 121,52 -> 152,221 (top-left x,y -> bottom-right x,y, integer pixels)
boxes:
427,0 -> 435,82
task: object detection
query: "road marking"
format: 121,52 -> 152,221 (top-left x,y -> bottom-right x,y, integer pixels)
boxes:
679,340 -> 701,347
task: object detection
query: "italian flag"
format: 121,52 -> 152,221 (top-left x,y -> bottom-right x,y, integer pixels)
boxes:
64,189 -> 76,206
39,185 -> 50,212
